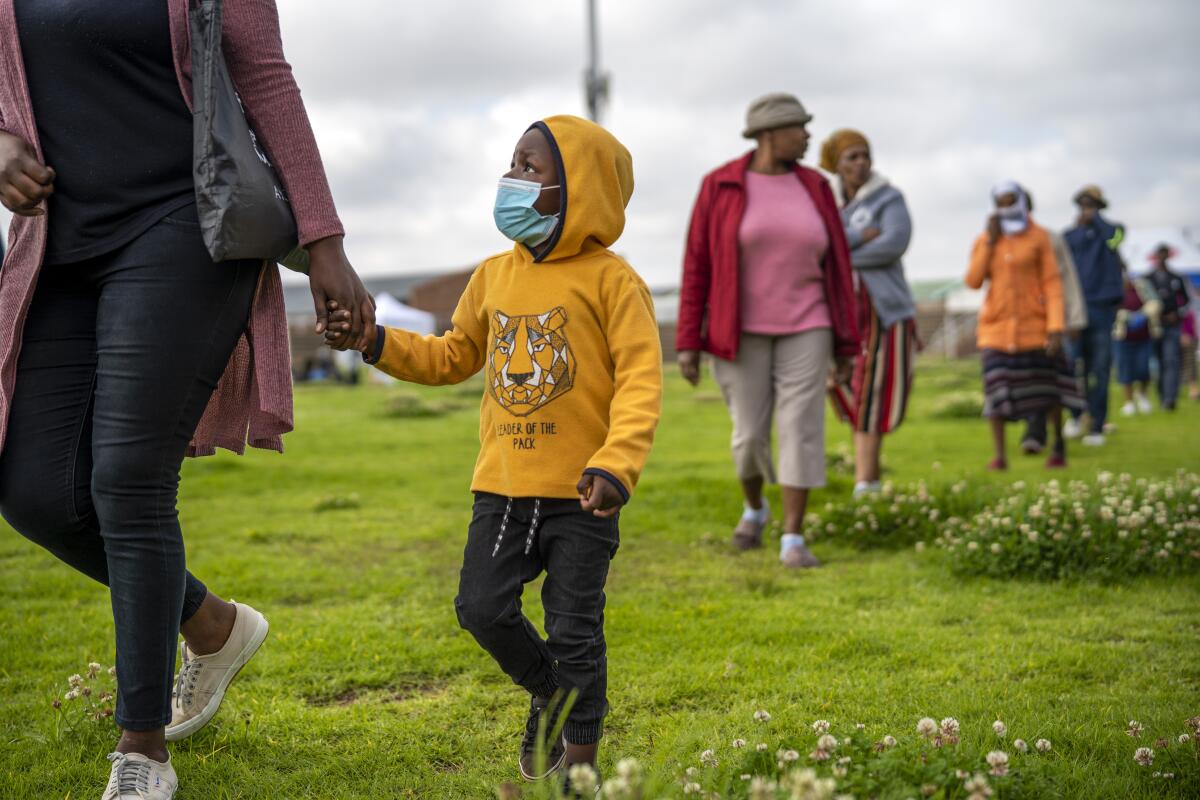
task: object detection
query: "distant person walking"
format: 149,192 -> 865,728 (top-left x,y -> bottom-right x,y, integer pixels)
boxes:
1019,188 -> 1088,455
1062,185 -> 1126,445
820,129 -> 917,497
677,93 -> 859,568
1181,305 -> 1199,402
1146,244 -> 1192,410
1114,269 -> 1162,415
966,181 -> 1079,470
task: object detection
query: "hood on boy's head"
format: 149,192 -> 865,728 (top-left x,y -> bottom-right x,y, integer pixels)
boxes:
526,115 -> 633,263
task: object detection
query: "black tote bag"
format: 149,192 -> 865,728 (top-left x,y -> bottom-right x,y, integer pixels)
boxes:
191,0 -> 310,273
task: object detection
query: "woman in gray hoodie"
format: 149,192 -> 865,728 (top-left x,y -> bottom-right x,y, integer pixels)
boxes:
822,130 -> 917,496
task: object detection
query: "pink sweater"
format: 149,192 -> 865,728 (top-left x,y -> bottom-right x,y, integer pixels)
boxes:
0,0 -> 344,457
738,171 -> 831,336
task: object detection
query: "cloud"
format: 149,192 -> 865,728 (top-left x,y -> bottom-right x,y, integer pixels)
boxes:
5,0 -> 1198,287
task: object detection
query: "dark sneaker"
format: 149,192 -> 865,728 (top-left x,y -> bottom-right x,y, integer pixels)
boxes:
518,697 -> 566,781
732,514 -> 767,551
781,544 -> 821,569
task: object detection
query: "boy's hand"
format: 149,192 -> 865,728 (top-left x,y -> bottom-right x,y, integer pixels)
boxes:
324,300 -> 377,354
577,473 -> 624,518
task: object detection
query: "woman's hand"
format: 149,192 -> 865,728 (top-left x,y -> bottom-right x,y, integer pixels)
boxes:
986,214 -> 1001,245
577,473 -> 624,518
860,227 -> 882,244
832,356 -> 854,386
677,349 -> 701,386
306,236 -> 375,349
0,132 -> 54,217
323,302 -> 378,354
1046,332 -> 1064,358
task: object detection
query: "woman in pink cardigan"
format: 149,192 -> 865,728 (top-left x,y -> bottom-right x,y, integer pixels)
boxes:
0,2 -> 370,796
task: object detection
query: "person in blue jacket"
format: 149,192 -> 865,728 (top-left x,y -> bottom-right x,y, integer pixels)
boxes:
1062,185 -> 1126,446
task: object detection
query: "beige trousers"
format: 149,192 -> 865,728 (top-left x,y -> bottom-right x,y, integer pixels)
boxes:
712,329 -> 832,489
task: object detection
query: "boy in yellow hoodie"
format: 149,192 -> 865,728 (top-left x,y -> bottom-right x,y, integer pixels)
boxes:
326,116 -> 661,780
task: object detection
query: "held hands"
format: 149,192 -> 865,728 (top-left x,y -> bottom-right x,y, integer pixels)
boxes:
0,131 -> 54,216
677,349 -> 701,386
828,356 -> 854,390
324,300 -> 377,354
307,236 -> 375,350
577,472 -> 624,518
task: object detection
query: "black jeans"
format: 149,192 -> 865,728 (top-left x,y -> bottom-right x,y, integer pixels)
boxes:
455,493 -> 619,745
0,204 -> 259,730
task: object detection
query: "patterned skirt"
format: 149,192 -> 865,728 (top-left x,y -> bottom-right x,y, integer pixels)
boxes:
981,349 -> 1085,420
830,306 -> 917,435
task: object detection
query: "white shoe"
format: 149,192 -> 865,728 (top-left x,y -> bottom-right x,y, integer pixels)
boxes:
1136,394 -> 1152,414
1062,418 -> 1082,439
852,481 -> 881,498
1120,402 -> 1136,417
1082,433 -> 1106,447
103,752 -> 177,800
165,601 -> 269,742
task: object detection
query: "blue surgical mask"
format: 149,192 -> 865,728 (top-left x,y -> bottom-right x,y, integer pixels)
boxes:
494,177 -> 560,246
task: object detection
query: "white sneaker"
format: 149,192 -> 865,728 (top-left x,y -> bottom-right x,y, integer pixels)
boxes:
1063,417 -> 1082,439
1136,394 -> 1152,414
852,481 -> 881,498
103,752 -> 177,800
165,601 -> 269,742
1120,402 -> 1136,417
1082,433 -> 1106,447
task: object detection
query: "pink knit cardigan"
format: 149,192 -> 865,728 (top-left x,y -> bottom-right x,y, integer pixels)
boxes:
0,0 -> 345,458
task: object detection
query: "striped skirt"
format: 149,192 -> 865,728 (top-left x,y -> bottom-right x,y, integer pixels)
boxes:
981,349 -> 1085,420
831,307 -> 916,435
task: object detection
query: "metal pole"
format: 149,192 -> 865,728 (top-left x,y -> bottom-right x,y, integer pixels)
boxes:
584,0 -> 608,123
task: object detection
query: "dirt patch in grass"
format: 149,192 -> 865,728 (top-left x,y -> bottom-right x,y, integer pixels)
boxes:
305,677 -> 451,707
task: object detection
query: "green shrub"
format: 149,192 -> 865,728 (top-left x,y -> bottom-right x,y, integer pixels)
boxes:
939,471 -> 1200,581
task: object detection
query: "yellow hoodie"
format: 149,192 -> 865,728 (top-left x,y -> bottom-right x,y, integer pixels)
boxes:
370,115 -> 662,501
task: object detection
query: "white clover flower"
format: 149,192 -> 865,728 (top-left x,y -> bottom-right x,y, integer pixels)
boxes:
1127,720 -> 1145,737
992,720 -> 1006,736
1179,734 -> 1191,744
569,764 -> 598,794
756,742 -> 769,752
732,738 -> 746,749
1013,739 -> 1028,753
748,777 -> 776,800
883,735 -> 897,748
614,758 -> 641,782
815,734 -> 837,751
1026,530 -> 1039,543
778,748 -> 800,764
741,774 -> 752,781
855,722 -> 866,731
700,749 -> 718,767
809,748 -> 831,762
1035,739 -> 1051,753
64,689 -> 80,701
685,767 -> 698,777
985,750 -> 1009,776
967,541 -> 979,552
1134,747 -> 1154,767
917,717 -> 938,738
682,781 -> 702,794
812,719 -> 831,734
754,709 -> 772,722
68,674 -> 83,688
915,541 -> 927,553
941,718 -> 961,737
833,765 -> 848,778
108,666 -> 117,677
87,662 -> 102,678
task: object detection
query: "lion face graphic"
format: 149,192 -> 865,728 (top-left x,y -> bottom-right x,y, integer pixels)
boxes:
488,307 -> 575,417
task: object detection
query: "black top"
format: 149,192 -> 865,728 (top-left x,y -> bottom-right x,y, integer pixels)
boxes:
1147,266 -> 1191,320
15,0 -> 195,265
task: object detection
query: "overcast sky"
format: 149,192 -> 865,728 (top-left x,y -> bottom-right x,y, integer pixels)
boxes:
5,0 -> 1198,287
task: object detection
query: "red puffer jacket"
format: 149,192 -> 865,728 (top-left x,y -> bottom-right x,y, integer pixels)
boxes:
676,152 -> 860,360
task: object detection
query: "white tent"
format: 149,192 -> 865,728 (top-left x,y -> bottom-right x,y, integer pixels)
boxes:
374,292 -> 436,335
1120,226 -> 1200,273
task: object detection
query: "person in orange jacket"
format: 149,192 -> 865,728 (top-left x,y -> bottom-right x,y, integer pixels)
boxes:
966,181 -> 1083,470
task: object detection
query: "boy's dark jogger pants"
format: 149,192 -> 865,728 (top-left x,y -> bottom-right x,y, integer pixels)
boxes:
0,204 -> 259,730
456,492 -> 619,745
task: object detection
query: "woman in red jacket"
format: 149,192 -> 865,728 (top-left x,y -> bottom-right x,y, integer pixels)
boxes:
677,93 -> 859,569
0,2 -> 371,796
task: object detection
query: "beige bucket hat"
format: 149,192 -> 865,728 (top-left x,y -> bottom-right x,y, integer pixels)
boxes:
742,92 -> 813,138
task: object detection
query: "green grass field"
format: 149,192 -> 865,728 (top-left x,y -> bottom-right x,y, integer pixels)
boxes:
1,360 -> 1198,798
